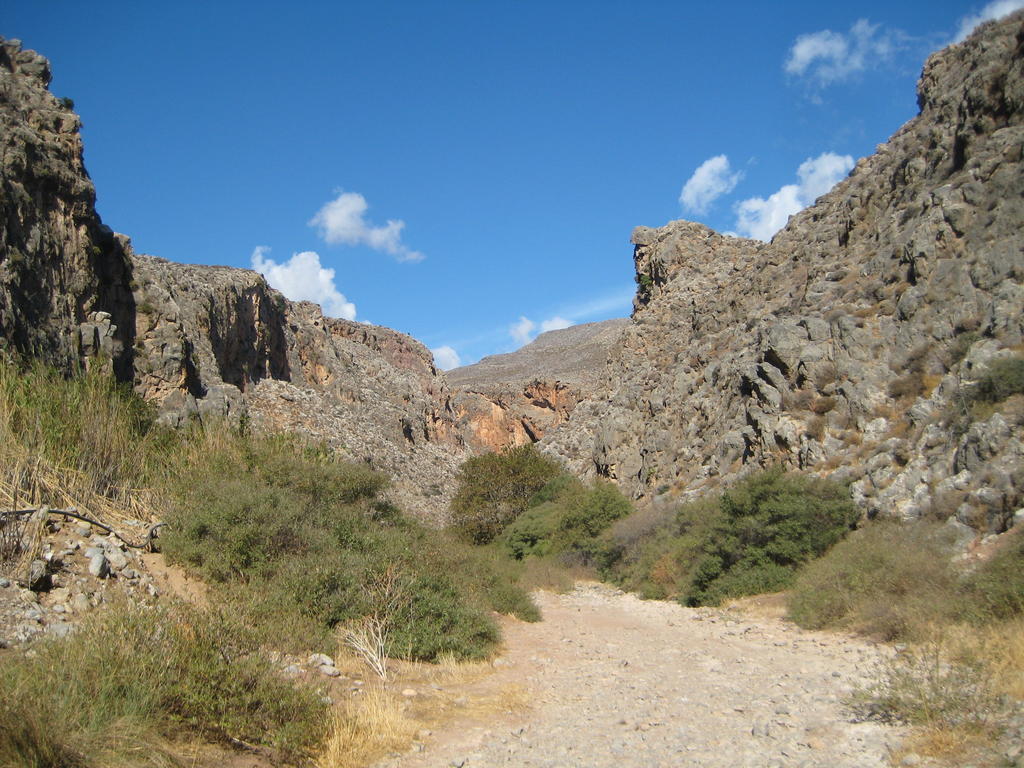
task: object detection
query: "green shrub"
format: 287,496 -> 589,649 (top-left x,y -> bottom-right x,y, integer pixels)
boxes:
162,429 -> 533,660
946,355 -> 1024,435
0,600 -> 325,766
503,501 -> 563,560
686,469 -> 858,606
970,356 -> 1024,404
500,476 -> 632,565
449,445 -> 564,544
553,480 -> 632,562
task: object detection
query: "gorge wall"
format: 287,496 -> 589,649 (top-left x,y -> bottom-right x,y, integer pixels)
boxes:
0,37 -> 467,521
4,13 -> 1024,532
543,13 -> 1024,533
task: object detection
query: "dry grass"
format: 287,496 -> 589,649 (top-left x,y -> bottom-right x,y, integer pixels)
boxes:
317,689 -> 416,768
895,724 -> 996,765
881,621 -> 1023,766
317,651 -> 529,768
945,617 -> 1024,701
515,555 -> 592,593
0,359 -> 166,542
722,591 -> 789,620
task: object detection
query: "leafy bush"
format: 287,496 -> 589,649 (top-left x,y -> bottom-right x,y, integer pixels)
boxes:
500,476 -> 631,565
554,480 -> 632,557
0,600 -> 325,766
685,469 -> 858,605
598,469 -> 857,606
449,445 -> 564,544
970,356 -> 1024,404
503,501 -> 563,560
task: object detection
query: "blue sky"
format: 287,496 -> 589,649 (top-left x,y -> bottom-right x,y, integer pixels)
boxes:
5,1 -> 1019,368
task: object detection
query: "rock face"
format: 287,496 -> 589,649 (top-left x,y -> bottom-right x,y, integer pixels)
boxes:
544,13 -> 1024,532
130,255 -> 467,520
0,39 -> 135,378
447,319 -> 628,452
0,37 -> 467,521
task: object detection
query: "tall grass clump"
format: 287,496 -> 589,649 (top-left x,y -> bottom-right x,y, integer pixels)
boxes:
788,521 -> 960,639
0,600 -> 326,767
0,356 -> 170,524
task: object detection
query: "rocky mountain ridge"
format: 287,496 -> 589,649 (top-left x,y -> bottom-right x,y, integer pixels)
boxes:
0,37 -> 467,520
542,12 -> 1024,533
447,319 -> 628,452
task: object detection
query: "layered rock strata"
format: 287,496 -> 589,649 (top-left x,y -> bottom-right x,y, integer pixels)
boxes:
544,13 -> 1024,532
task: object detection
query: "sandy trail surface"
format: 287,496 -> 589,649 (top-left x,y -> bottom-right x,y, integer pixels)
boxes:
378,583 -> 904,768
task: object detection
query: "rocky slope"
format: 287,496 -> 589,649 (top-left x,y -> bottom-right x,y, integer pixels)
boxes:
0,37 -> 467,520
447,319 -> 628,452
543,13 -> 1024,533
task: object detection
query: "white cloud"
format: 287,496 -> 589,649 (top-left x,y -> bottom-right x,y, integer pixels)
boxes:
431,345 -> 461,371
795,152 -> 856,200
510,316 -> 535,345
679,155 -> 743,214
785,19 -> 895,87
508,314 -> 576,348
309,191 -> 425,263
540,316 -> 572,333
734,152 -> 854,241
251,247 -> 357,320
954,0 -> 1024,42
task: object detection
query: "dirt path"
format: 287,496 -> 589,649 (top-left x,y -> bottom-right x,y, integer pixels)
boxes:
377,583 -> 905,768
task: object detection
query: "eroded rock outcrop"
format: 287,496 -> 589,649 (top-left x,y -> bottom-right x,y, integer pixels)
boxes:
448,319 -> 628,452
544,13 -> 1024,532
130,253 -> 468,522
0,37 -> 467,521
0,38 -> 134,377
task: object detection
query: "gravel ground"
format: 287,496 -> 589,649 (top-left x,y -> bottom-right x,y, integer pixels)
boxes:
379,583 -> 905,768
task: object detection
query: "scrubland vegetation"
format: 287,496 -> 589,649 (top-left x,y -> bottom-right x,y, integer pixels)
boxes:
2,357 -> 1022,766
454,445 -> 1023,762
0,358 -> 536,766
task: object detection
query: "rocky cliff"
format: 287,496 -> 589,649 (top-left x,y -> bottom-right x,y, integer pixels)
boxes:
0,38 -> 135,378
0,37 -> 467,521
447,319 -> 628,452
543,13 -> 1024,533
